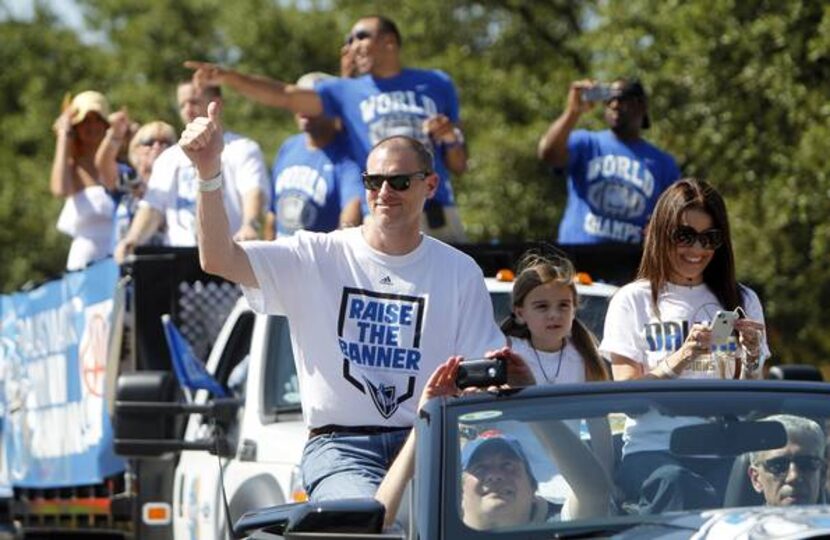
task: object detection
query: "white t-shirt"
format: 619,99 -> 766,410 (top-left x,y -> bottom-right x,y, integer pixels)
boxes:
511,337 -> 587,385
240,227 -> 505,429
56,185 -> 115,270
142,131 -> 268,246
599,279 -> 770,455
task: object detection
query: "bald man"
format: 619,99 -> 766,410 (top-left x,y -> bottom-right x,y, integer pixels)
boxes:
179,101 -> 503,501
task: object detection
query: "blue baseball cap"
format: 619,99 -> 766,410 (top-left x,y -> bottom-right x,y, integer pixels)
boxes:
461,433 -> 537,489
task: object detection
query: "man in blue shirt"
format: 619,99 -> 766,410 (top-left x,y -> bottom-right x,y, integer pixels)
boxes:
186,15 -> 468,242
537,79 -> 680,245
267,72 -> 364,237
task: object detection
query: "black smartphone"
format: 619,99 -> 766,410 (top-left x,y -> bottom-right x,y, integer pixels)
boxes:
455,357 -> 507,389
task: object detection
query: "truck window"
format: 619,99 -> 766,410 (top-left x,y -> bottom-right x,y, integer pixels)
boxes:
263,316 -> 301,416
214,311 -> 255,388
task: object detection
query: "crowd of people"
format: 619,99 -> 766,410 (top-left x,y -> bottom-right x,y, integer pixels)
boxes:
46,12 -> 828,533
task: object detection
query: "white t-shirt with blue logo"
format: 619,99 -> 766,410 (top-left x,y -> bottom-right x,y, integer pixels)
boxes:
558,129 -> 680,245
315,68 -> 460,207
599,279 -> 770,455
270,133 -> 364,236
142,132 -> 269,246
240,228 -> 505,429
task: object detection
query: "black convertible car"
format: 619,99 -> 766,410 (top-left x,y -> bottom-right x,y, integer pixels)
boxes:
236,379 -> 830,539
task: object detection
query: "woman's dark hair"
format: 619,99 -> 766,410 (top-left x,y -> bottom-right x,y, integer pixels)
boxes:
500,252 -> 610,382
638,178 -> 742,312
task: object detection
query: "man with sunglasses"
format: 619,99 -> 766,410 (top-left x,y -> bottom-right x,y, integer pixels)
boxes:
179,98 -> 504,502
749,414 -> 826,507
537,78 -> 679,245
185,15 -> 468,243
114,81 -> 269,262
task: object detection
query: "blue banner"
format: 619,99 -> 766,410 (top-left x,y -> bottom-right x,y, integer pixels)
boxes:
0,259 -> 125,488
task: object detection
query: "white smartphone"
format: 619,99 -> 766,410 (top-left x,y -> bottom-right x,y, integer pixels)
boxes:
710,310 -> 739,344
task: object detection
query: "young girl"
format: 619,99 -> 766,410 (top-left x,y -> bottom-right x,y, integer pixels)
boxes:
502,252 -> 610,384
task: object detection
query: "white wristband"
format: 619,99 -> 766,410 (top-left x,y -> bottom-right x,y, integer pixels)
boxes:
198,172 -> 223,192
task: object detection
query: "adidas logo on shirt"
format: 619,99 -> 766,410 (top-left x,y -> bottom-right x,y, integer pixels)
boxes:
379,275 -> 393,286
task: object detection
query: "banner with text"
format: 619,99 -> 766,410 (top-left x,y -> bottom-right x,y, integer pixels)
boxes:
0,259 -> 125,488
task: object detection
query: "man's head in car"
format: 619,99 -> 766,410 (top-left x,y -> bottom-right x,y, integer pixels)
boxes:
749,414 -> 826,506
460,432 -> 548,530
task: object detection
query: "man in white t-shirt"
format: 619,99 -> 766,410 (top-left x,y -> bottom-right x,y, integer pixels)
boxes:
178,100 -> 504,501
114,82 -> 269,261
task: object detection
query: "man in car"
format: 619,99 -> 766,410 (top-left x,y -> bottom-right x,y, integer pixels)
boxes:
461,433 -> 552,529
748,414 -> 826,506
178,100 -> 504,502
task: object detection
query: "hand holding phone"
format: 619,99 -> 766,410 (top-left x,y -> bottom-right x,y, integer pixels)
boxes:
581,83 -> 613,102
455,357 -> 507,389
710,310 -> 739,345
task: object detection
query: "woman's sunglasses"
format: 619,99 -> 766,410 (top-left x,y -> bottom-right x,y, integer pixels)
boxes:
362,171 -> 429,191
671,225 -> 724,250
139,137 -> 173,147
760,455 -> 824,477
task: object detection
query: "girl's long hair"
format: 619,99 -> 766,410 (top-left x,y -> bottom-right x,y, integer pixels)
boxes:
638,178 -> 742,312
501,252 -> 610,382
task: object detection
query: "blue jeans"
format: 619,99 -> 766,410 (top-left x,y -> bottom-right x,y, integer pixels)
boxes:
301,429 -> 410,501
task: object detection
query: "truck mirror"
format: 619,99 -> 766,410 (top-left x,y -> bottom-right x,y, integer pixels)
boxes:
113,371 -> 181,457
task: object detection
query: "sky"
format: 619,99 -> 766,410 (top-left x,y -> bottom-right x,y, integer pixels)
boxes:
3,0 -> 87,35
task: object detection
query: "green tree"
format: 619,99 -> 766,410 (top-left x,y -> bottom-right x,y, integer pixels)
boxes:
2,0 -> 829,367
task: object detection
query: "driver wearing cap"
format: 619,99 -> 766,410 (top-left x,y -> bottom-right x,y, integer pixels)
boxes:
460,432 -> 555,530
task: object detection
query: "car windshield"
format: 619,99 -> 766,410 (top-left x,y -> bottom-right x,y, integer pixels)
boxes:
439,383 -> 830,538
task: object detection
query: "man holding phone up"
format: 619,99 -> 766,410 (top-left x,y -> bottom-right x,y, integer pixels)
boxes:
179,95 -> 506,501
537,78 -> 680,245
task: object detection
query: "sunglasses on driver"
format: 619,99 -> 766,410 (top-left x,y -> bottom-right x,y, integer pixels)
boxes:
362,171 -> 429,191
760,455 -> 825,477
671,225 -> 724,250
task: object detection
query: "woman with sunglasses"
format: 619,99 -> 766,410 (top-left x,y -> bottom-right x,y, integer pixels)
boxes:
105,121 -> 177,248
599,177 -> 769,513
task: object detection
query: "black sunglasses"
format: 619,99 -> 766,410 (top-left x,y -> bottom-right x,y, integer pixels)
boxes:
760,455 -> 824,476
139,137 -> 173,147
671,225 -> 724,250
362,171 -> 429,191
346,29 -> 373,45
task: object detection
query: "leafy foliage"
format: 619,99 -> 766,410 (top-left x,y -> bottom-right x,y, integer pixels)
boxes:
1,0 -> 828,366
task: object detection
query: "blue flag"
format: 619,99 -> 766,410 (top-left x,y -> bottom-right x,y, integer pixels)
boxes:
161,314 -> 229,398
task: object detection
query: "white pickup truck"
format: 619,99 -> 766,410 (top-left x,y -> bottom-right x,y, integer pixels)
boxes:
115,274 -> 617,539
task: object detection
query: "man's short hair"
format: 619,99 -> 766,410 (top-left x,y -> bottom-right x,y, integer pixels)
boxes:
370,136 -> 434,173
179,79 -> 222,100
371,15 -> 402,47
750,414 -> 826,466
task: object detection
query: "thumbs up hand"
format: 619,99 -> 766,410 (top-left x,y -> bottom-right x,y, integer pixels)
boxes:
179,100 -> 225,179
